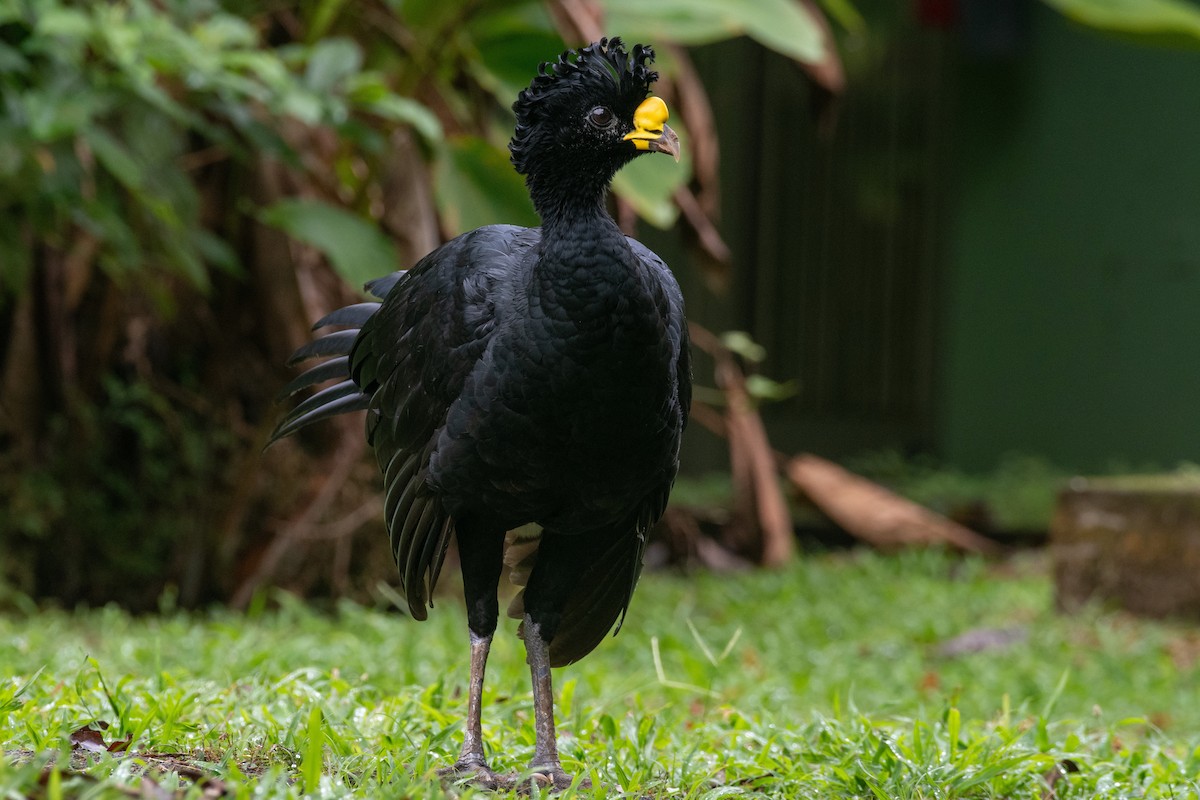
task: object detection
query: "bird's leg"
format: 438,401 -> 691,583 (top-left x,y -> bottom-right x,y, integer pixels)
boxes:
456,630 -> 492,770
523,614 -> 578,790
438,627 -> 501,789
437,524 -> 505,788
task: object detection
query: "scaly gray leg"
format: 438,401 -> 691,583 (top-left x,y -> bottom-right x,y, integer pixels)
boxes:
523,615 -> 578,790
438,632 -> 501,788
458,631 -> 492,768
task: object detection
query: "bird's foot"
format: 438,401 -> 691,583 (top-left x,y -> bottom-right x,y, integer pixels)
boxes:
437,759 -> 503,790
522,763 -> 591,792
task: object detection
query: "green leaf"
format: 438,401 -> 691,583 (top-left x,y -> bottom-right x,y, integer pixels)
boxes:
467,6 -> 564,101
305,38 -> 362,94
85,127 -> 183,230
279,89 -> 325,126
1041,0 -> 1200,47
369,96 -> 441,142
35,7 -> 93,40
433,136 -> 537,234
601,0 -> 826,65
0,42 -> 28,75
400,0 -> 479,37
84,128 -> 145,195
25,86 -> 105,141
259,199 -> 399,289
301,704 -> 323,795
0,666 -> 44,714
816,0 -> 866,33
744,374 -> 799,403
720,331 -> 767,362
307,0 -> 352,41
346,75 -> 442,143
191,14 -> 257,50
946,706 -> 961,760
191,229 -> 241,276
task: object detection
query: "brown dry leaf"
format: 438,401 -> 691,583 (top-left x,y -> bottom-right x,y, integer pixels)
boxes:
64,722 -> 230,797
69,722 -> 117,754
786,453 -> 1000,555
1040,758 -> 1080,800
1148,711 -> 1172,730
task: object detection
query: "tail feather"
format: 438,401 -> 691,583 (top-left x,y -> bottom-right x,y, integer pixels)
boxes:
286,329 -> 360,365
276,356 -> 350,400
270,391 -> 371,443
284,379 -> 362,421
270,271 -> 408,445
314,302 -> 380,330
366,272 -> 404,299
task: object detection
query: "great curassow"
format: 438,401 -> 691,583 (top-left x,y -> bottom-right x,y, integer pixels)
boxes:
271,38 -> 690,789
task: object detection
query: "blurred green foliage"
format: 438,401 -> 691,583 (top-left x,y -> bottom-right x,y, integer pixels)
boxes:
1041,0 -> 1200,48
0,0 -> 842,295
1,376 -> 236,605
4,0 -> 288,292
0,0 -> 453,295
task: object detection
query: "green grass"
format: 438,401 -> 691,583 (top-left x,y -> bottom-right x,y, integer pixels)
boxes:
4,551 -> 1200,797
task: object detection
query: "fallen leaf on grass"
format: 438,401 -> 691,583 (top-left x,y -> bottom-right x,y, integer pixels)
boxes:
69,721 -> 129,753
61,722 -> 229,797
787,453 -> 1000,555
1040,758 -> 1080,800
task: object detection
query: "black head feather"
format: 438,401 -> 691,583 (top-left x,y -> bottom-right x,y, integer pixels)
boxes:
509,37 -> 658,179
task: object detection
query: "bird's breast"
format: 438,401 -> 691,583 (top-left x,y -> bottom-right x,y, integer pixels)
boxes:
429,237 -> 685,530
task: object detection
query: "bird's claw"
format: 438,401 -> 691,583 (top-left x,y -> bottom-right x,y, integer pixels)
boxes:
437,760 -> 502,790
525,766 -> 590,791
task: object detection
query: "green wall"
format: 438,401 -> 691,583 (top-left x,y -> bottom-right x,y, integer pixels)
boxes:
941,5 -> 1200,471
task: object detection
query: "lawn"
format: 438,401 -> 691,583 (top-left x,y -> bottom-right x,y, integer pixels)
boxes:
3,550 -> 1200,798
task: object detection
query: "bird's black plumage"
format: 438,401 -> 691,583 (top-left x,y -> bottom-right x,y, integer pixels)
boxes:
272,37 -> 690,787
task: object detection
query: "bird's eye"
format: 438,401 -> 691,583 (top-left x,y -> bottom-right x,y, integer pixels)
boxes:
587,106 -> 615,129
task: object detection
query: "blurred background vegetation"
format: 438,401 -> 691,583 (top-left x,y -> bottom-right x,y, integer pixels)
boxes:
2,0 -> 1199,608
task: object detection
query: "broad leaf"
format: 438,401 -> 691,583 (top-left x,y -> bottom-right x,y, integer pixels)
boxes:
433,136 -> 538,234
1041,0 -> 1200,47
467,6 -> 564,102
307,0 -> 352,42
601,0 -> 826,66
346,73 -> 442,144
305,38 -> 362,94
35,7 -> 92,40
260,199 -> 399,290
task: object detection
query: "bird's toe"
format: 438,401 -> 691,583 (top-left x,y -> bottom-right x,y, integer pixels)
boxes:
437,760 -> 502,790
526,766 -> 590,791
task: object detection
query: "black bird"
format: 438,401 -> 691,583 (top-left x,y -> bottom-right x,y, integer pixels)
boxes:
271,38 -> 690,788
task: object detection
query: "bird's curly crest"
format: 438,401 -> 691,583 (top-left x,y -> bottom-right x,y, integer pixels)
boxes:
509,37 -> 658,176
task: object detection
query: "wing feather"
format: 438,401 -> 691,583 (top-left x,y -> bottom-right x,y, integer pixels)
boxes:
350,225 -> 540,617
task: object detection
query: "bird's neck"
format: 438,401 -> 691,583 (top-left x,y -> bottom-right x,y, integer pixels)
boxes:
527,167 -> 615,235
537,198 -> 627,270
